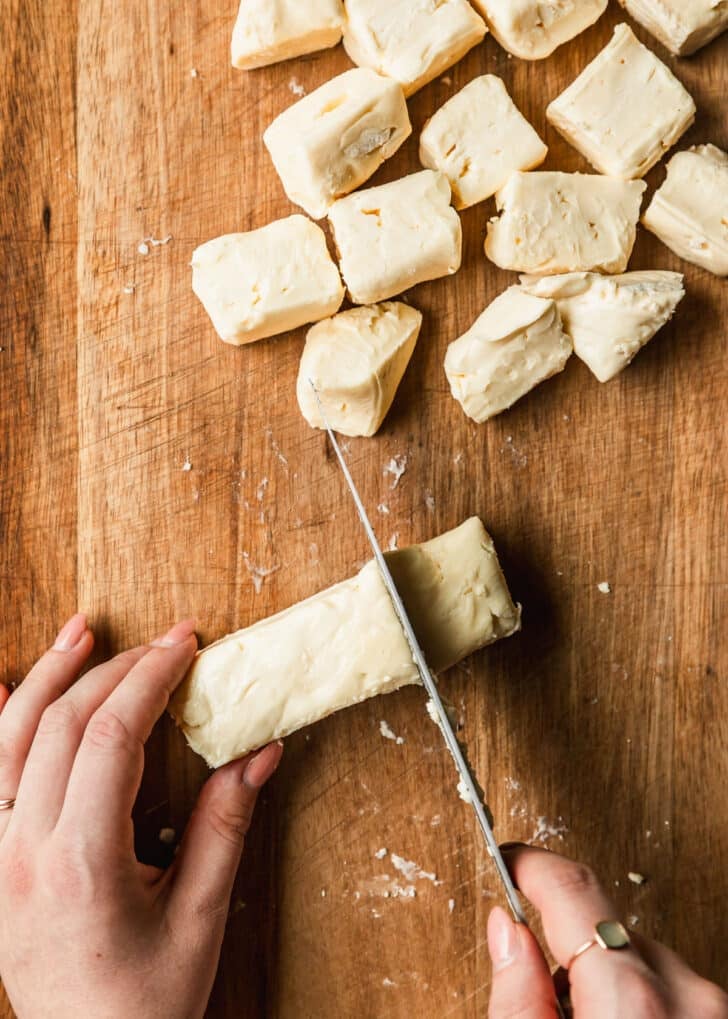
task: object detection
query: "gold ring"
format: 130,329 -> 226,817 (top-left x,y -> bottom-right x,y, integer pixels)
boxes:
0,798 -> 15,811
568,921 -> 631,970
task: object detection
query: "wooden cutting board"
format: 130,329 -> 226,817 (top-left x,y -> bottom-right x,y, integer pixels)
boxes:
1,2 -> 726,1016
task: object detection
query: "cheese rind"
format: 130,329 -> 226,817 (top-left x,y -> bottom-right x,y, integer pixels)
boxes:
328,170 -> 462,305
170,518 -> 521,767
297,302 -> 422,437
485,171 -> 646,275
419,75 -> 547,209
231,0 -> 344,69
519,271 -> 685,382
342,0 -> 487,97
191,217 -> 344,346
546,24 -> 695,180
471,0 -> 607,59
444,286 -> 572,422
264,69 -> 411,220
642,145 -> 728,277
617,0 -> 728,56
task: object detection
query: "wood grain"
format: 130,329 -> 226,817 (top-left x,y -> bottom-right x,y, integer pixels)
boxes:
1,1 -> 726,1016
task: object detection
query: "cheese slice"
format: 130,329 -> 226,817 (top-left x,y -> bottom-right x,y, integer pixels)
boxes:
191,217 -> 344,346
520,271 -> 685,382
231,0 -> 344,69
444,286 -> 572,423
485,171 -> 646,275
342,0 -> 487,98
547,24 -> 695,180
264,69 -> 411,220
328,170 -> 462,305
419,75 -> 547,209
471,0 -> 607,59
297,302 -> 422,437
642,145 -> 728,277
170,517 -> 521,767
617,0 -> 728,56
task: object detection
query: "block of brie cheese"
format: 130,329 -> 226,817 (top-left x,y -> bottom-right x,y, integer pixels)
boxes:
170,517 -> 521,767
231,0 -> 344,69
419,75 -> 547,209
444,286 -> 572,423
485,171 -> 646,275
297,302 -> 422,437
617,0 -> 728,55
520,271 -> 685,382
342,0 -> 487,98
328,170 -> 462,305
642,145 -> 728,277
547,24 -> 695,180
264,69 -> 411,220
470,0 -> 607,59
191,217 -> 344,346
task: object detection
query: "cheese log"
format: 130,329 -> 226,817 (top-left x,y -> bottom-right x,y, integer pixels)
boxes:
617,0 -> 728,56
231,0 -> 344,69
470,0 -> 607,59
546,24 -> 695,180
519,271 -> 685,382
642,145 -> 728,277
170,518 -> 521,767
297,302 -> 422,437
191,217 -> 344,346
342,0 -> 487,98
419,75 -> 547,209
444,286 -> 572,423
264,69 -> 411,220
485,171 -> 646,275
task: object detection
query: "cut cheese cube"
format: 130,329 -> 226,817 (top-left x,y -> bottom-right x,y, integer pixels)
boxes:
170,517 -> 521,767
471,0 -> 607,59
617,0 -> 728,56
342,0 -> 487,98
231,0 -> 344,69
485,171 -> 646,275
547,24 -> 695,180
264,69 -> 411,220
444,286 -> 572,423
297,302 -> 422,437
519,271 -> 685,382
328,170 -> 462,305
191,216 -> 344,346
642,145 -> 728,277
419,75 -> 547,209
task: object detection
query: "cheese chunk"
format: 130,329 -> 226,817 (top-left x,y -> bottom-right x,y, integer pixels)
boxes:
231,0 -> 344,69
328,170 -> 462,305
419,76 -> 547,209
297,302 -> 422,437
264,69 -> 411,220
520,271 -> 685,382
191,217 -> 344,346
170,518 -> 521,767
444,287 -> 572,423
342,0 -> 487,98
547,24 -> 695,180
485,172 -> 646,275
471,0 -> 607,59
617,0 -> 728,56
642,145 -> 728,277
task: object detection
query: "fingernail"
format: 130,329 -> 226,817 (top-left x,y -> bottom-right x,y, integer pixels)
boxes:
150,619 -> 197,647
53,613 -> 88,651
488,906 -> 520,972
500,841 -> 528,853
243,741 -> 284,790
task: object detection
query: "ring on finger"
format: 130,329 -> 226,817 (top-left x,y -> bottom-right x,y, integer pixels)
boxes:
568,920 -> 632,970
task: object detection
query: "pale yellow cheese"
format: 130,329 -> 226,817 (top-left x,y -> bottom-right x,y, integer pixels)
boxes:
419,75 -> 547,209
471,0 -> 607,59
342,0 -> 487,97
547,24 -> 695,180
617,0 -> 728,56
485,171 -> 646,274
191,217 -> 344,346
232,0 -> 344,69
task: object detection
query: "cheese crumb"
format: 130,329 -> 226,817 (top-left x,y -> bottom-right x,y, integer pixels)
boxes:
628,871 -> 646,885
190,68 -> 199,78
374,847 -> 388,860
380,720 -> 405,745
158,827 -> 176,845
288,77 -> 306,97
448,898 -> 456,913
377,503 -> 390,515
598,581 -> 611,594
390,854 -> 439,885
137,242 -> 150,256
383,455 -> 408,488
383,978 -> 396,988
122,283 -> 136,294
182,459 -> 192,472
457,778 -> 471,803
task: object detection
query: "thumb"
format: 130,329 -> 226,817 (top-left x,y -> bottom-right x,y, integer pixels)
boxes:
488,906 -> 560,1019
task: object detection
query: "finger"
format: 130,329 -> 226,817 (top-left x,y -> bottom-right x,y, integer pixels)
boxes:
631,933 -> 728,1017
487,906 -> 559,1019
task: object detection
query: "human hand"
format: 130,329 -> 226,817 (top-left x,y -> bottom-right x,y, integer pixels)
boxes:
487,844 -> 728,1018
0,613 -> 283,1019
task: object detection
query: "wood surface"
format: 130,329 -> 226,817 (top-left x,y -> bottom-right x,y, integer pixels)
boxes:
1,1 -> 726,1016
